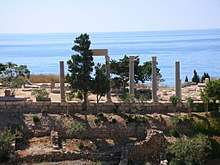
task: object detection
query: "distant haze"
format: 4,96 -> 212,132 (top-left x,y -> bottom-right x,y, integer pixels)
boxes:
0,0 -> 220,33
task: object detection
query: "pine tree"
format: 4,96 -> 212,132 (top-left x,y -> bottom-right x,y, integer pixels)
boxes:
92,64 -> 110,103
192,70 -> 200,84
185,76 -> 189,82
67,34 -> 94,111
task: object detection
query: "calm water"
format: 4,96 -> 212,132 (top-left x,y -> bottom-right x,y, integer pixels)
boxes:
0,29 -> 220,86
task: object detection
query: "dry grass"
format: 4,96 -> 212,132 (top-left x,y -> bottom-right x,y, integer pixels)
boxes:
29,74 -> 60,83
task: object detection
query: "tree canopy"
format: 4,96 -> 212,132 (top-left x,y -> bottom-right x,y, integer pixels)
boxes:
109,55 -> 162,91
66,33 -> 94,109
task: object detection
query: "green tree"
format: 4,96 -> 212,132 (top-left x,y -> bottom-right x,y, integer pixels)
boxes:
110,55 -> 162,92
192,70 -> 200,84
201,80 -> 220,104
0,63 -> 30,94
92,64 -> 110,103
185,76 -> 189,82
201,72 -> 210,83
66,33 -> 94,110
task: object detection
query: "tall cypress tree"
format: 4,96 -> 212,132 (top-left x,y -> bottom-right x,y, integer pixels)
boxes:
67,34 -> 94,110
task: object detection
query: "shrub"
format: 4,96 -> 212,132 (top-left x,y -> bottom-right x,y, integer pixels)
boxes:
209,138 -> 220,159
0,130 -> 15,162
167,135 -> 212,165
32,115 -> 40,124
168,129 -> 180,138
111,118 -> 117,124
201,80 -> 220,103
170,96 -> 180,107
192,70 -> 200,84
31,88 -> 49,101
68,122 -> 86,136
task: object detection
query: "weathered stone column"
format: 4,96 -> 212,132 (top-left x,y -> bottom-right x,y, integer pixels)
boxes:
175,61 -> 181,100
105,55 -> 112,102
59,61 -> 65,102
129,56 -> 135,96
152,56 -> 158,102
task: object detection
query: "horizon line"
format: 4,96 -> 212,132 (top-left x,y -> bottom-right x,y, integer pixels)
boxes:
0,27 -> 220,35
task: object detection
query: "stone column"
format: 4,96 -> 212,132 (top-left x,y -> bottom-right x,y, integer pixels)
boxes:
152,56 -> 158,102
59,61 -> 65,102
175,61 -> 181,100
105,55 -> 112,102
129,56 -> 135,96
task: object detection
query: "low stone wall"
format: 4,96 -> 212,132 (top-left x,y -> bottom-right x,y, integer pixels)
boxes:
0,102 -> 188,114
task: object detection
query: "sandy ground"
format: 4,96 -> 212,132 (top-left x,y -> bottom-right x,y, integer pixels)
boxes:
0,83 -> 203,102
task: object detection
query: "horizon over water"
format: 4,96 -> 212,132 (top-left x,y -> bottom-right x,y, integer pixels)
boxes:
0,29 -> 220,86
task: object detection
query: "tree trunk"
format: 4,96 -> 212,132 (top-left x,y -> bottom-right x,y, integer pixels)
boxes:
83,92 -> 88,111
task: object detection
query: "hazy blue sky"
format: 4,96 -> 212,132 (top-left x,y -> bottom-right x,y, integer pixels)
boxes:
1,0 -> 220,33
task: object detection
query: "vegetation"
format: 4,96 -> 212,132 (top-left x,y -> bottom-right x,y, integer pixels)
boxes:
29,74 -> 59,83
201,80 -> 220,103
186,97 -> 194,115
185,76 -> 188,82
170,96 -> 180,107
0,130 -> 15,162
92,64 -> 110,103
67,33 -> 94,111
0,62 -> 30,94
109,55 -> 162,93
192,70 -> 200,84
167,134 -> 212,165
32,115 -> 40,124
201,72 -> 210,83
31,88 -> 49,101
68,121 -> 86,136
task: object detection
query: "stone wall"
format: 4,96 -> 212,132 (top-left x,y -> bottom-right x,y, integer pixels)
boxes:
0,102 -> 188,115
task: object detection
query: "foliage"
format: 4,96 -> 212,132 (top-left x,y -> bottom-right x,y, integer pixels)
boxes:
192,115 -> 220,135
119,92 -> 135,103
67,33 -> 94,110
31,88 -> 49,101
167,134 -> 212,165
125,115 -> 148,124
187,97 -> 194,108
32,115 -> 40,124
185,76 -> 188,82
0,62 -> 30,92
66,90 -> 83,101
0,130 -> 15,162
192,70 -> 200,84
68,121 -> 86,136
109,55 -> 162,92
92,63 -> 110,103
168,129 -> 180,138
95,113 -> 108,126
200,80 -> 220,103
201,72 -> 210,83
209,138 -> 220,159
170,96 -> 180,107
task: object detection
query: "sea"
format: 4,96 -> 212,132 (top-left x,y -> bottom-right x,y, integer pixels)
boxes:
0,29 -> 220,86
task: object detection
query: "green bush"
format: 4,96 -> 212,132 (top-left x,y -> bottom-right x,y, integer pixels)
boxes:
68,122 -> 86,136
192,116 -> 220,135
170,96 -> 180,107
168,129 -> 180,138
167,135 -> 212,165
32,115 -> 40,124
31,88 -> 49,101
0,130 -> 15,162
209,138 -> 220,159
201,80 -> 220,103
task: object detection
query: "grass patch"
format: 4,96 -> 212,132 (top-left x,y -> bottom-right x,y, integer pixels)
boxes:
29,74 -> 60,83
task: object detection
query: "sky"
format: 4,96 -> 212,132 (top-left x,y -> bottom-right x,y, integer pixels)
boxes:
0,0 -> 220,33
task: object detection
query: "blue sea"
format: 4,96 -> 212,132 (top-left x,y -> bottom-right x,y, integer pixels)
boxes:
0,29 -> 220,86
